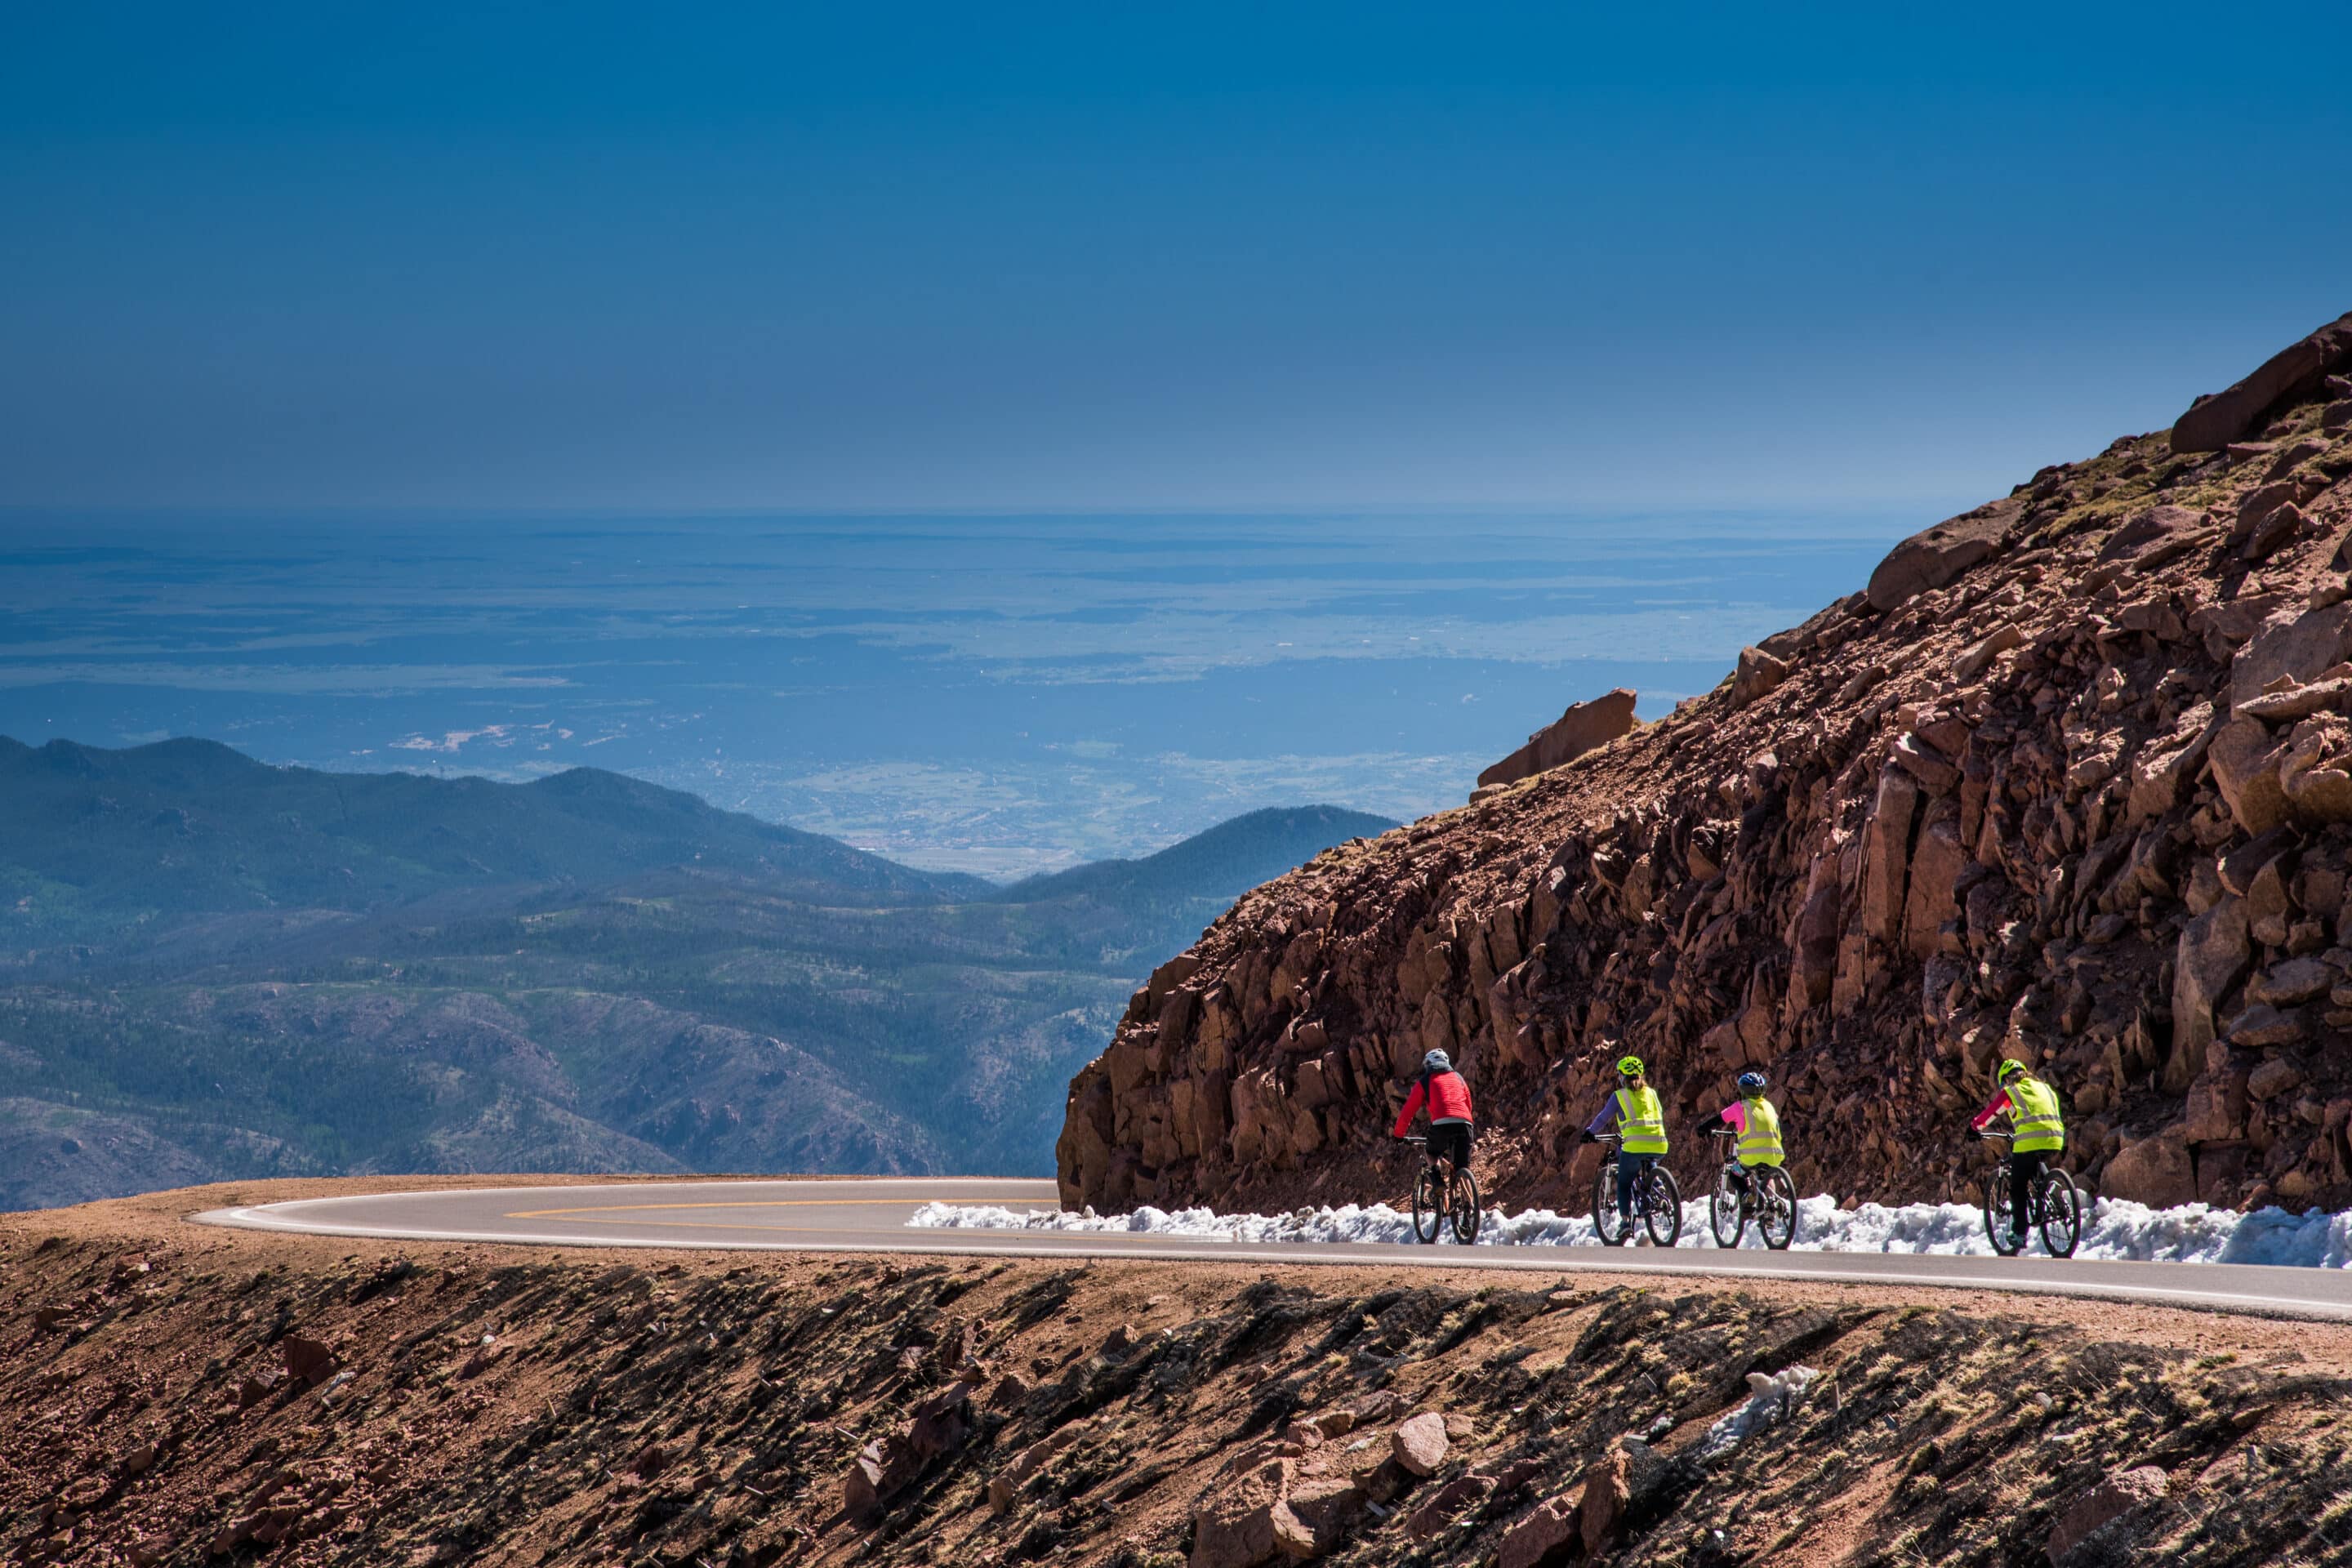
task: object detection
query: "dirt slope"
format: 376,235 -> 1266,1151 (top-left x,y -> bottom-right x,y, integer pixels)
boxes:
6,1179 -> 2351,1568
1059,312 -> 2352,1220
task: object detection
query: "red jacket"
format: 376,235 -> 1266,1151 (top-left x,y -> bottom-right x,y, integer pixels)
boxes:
1393,1070 -> 1474,1136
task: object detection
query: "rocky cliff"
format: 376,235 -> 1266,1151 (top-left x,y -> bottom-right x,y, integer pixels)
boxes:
1059,311 -> 2352,1219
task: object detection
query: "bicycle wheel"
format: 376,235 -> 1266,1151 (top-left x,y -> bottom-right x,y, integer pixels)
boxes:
1410,1163 -> 1441,1244
1757,1167 -> 1797,1251
1643,1166 -> 1683,1248
1450,1165 -> 1482,1245
2037,1168 -> 2082,1258
1708,1166 -> 1744,1250
1592,1160 -> 1628,1246
1983,1169 -> 2020,1256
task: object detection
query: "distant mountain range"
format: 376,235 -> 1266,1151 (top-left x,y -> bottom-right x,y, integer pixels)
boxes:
0,737 -> 1393,1208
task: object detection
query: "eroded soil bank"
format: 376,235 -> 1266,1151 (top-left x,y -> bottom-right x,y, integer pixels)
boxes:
6,1178 -> 2352,1568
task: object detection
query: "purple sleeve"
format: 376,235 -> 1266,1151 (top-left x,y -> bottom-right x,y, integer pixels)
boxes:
1584,1097 -> 1619,1134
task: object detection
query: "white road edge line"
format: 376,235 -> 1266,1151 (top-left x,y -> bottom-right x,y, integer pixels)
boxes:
189,1205 -> 2352,1321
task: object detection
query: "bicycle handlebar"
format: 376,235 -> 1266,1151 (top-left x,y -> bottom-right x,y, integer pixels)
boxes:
1401,1135 -> 1428,1145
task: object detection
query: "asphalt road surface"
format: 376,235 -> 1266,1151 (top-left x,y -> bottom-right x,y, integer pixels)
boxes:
195,1177 -> 2352,1321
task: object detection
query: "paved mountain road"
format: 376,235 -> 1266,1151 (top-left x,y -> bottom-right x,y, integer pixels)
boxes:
195,1177 -> 2352,1321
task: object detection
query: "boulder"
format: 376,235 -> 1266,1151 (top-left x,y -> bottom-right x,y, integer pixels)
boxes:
2101,1127 -> 2195,1208
843,1442 -> 889,1521
280,1335 -> 339,1391
1902,806 -> 1967,960
2047,1465 -> 2169,1563
2185,1058 -> 2252,1142
905,1380 -> 974,1461
1866,497 -> 2023,611
1279,1475 -> 1367,1557
2115,595 -> 2188,641
2232,602 -> 2352,713
1392,1412 -> 1450,1477
2127,702 -> 2220,821
2099,503 -> 2206,562
1729,646 -> 1792,708
2217,827 -> 2295,898
1953,622 -> 2024,682
989,1422 -> 1089,1516
2225,1004 -> 2302,1048
2248,1057 -> 2305,1102
2247,956 -> 2336,1007
1580,1438 -> 1672,1556
1891,733 -> 1961,793
2170,898 -> 2251,1090
2234,479 -> 2318,539
2280,719 -> 2352,825
1860,768 -> 1922,946
1478,689 -> 1638,789
1147,952 -> 1202,1010
1405,1473 -> 1495,1540
1195,1457 -> 1307,1568
2267,436 -> 2334,482
1499,1494 -> 1580,1568
2238,675 -> 2352,723
2245,502 -> 2311,561
2172,310 -> 2352,454
2207,718 -> 2291,835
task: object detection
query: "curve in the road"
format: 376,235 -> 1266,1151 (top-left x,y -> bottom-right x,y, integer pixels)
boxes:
194,1177 -> 2352,1322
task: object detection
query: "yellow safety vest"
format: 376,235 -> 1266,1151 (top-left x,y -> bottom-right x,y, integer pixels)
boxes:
1735,1095 -> 1784,1168
2007,1077 -> 2065,1153
1615,1086 -> 1668,1155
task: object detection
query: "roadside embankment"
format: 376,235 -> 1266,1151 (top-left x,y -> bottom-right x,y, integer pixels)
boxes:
6,1178 -> 2352,1566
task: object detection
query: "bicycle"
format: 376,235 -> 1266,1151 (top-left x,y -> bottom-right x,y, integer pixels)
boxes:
1706,1128 -> 1797,1250
1977,1126 -> 2082,1258
1591,1131 -> 1681,1248
1402,1135 -> 1481,1244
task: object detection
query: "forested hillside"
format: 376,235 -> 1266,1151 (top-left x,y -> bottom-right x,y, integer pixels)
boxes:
0,739 -> 1391,1206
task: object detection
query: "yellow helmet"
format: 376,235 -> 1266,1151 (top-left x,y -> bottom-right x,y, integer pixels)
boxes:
1997,1058 -> 2028,1084
1615,1054 -> 1646,1079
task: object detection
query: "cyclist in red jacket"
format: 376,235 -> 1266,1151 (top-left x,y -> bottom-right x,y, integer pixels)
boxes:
1392,1049 -> 1475,1179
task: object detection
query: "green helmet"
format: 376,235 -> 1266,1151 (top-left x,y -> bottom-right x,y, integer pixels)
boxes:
1615,1054 -> 1646,1079
1997,1058 -> 2028,1084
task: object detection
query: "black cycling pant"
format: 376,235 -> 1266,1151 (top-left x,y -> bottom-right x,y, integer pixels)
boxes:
2009,1151 -> 2047,1236
1617,1152 -> 1659,1218
1425,1120 -> 1472,1174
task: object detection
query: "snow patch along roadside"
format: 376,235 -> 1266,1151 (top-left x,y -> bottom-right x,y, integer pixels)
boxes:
909,1196 -> 2352,1268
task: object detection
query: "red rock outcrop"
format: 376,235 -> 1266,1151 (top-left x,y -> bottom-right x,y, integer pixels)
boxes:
1476,688 -> 1640,792
1060,311 -> 2352,1218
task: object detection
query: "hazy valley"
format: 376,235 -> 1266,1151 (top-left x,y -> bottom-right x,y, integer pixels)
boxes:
0,735 -> 1390,1207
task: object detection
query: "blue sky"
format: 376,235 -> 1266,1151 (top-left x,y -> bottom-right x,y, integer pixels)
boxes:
2,2 -> 2348,512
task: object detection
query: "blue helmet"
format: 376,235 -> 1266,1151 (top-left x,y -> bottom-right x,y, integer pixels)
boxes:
1423,1049 -> 1452,1074
1737,1070 -> 1767,1094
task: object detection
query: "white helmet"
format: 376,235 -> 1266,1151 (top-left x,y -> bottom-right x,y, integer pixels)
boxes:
1423,1049 -> 1452,1074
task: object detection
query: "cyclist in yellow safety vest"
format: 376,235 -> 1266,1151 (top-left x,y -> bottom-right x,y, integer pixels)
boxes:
1971,1058 -> 2065,1249
1579,1054 -> 1669,1244
1705,1070 -> 1784,1211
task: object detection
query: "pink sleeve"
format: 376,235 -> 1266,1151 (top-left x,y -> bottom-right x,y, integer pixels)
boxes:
1970,1089 -> 2011,1131
1720,1102 -> 1747,1134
